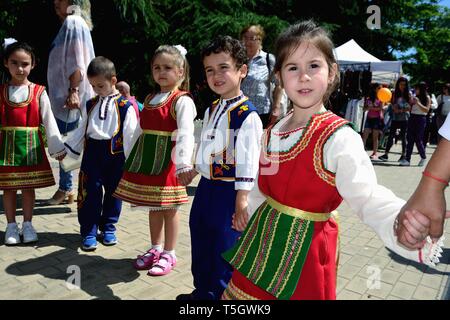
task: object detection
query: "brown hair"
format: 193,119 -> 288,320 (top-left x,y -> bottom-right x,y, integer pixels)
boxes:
274,20 -> 339,104
152,45 -> 190,91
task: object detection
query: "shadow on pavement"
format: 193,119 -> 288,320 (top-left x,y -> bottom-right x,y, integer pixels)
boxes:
388,248 -> 450,276
0,194 -> 74,215
186,186 -> 197,197
2,231 -> 140,300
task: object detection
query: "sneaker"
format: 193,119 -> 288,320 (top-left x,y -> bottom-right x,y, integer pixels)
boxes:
378,154 -> 388,162
418,158 -> 426,167
176,292 -> 196,301
81,236 -> 97,251
399,159 -> 410,166
102,231 -> 117,246
398,156 -> 406,162
5,223 -> 21,245
22,221 -> 38,243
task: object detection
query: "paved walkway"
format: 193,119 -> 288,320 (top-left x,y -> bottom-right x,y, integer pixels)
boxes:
0,142 -> 449,300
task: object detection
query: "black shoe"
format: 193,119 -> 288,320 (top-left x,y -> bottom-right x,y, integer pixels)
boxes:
176,293 -> 195,300
378,154 -> 388,161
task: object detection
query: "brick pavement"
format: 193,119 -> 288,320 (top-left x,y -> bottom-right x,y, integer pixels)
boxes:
0,141 -> 449,300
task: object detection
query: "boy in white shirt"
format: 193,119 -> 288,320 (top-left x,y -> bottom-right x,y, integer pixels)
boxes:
177,36 -> 263,300
64,56 -> 138,251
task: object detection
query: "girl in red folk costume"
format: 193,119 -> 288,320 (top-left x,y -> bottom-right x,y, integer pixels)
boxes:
1,41 -> 66,245
221,20 -> 444,300
114,45 -> 197,276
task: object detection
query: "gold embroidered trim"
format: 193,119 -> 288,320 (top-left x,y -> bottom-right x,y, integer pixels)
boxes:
266,196 -> 333,221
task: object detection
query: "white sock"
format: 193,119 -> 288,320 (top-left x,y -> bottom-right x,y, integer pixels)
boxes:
152,244 -> 163,252
163,249 -> 176,259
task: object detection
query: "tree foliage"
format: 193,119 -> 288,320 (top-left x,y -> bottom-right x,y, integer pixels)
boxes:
0,0 -> 448,99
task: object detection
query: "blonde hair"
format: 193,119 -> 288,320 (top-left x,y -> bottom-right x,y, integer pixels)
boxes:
152,45 -> 190,92
69,0 -> 93,30
240,24 -> 265,41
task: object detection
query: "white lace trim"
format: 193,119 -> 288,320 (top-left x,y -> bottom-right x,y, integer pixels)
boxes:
175,165 -> 193,175
420,236 -> 445,267
129,204 -> 181,212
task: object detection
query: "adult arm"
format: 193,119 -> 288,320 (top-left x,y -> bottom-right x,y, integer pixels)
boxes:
397,136 -> 450,246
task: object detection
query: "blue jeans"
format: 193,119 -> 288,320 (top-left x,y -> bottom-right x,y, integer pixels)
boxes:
56,117 -> 79,192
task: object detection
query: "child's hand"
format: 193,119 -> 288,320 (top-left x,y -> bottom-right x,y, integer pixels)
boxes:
56,151 -> 67,161
232,208 -> 249,232
398,209 -> 431,249
177,169 -> 197,186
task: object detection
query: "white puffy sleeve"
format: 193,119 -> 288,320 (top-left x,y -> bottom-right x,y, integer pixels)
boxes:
235,112 -> 263,190
122,106 -> 139,159
174,95 -> 197,174
39,90 -> 65,158
324,126 -> 442,265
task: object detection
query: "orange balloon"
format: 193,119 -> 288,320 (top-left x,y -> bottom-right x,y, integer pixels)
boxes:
377,88 -> 392,103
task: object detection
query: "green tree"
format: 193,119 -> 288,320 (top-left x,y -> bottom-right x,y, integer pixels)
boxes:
1,0 -> 448,98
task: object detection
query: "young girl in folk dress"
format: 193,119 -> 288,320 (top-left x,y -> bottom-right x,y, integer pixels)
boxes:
1,42 -> 65,245
114,45 -> 197,276
221,20 -> 443,300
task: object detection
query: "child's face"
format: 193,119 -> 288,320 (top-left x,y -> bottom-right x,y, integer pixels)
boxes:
4,49 -> 34,85
203,52 -> 247,99
278,42 -> 335,112
88,75 -> 117,97
152,53 -> 184,92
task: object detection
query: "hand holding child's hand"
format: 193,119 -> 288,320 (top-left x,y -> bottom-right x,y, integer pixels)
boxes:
397,209 -> 431,249
56,151 -> 67,161
177,169 -> 197,186
396,209 -> 450,249
232,204 -> 249,232
66,92 -> 80,110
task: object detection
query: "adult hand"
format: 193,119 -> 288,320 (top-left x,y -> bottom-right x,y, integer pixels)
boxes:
56,151 -> 67,161
396,183 -> 447,248
66,91 -> 80,109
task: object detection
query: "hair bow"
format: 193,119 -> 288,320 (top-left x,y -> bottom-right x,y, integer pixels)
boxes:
173,45 -> 188,57
3,38 -> 17,50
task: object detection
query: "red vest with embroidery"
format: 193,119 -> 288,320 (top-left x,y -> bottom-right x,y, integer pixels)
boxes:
141,90 -> 190,131
0,84 -> 44,127
259,111 -> 350,213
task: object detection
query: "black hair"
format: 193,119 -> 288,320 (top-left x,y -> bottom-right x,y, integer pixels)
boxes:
201,35 -> 248,69
87,56 -> 116,79
414,81 -> 428,106
368,83 -> 381,102
3,41 -> 36,66
393,76 -> 411,102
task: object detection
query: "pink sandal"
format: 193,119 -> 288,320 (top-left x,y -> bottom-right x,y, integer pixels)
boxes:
147,253 -> 177,276
133,248 -> 161,270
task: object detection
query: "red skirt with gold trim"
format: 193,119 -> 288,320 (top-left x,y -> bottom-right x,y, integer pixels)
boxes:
0,158 -> 55,190
222,220 -> 338,300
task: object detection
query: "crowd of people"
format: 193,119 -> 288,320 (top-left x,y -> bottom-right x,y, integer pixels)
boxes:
361,77 -> 450,167
0,0 -> 449,301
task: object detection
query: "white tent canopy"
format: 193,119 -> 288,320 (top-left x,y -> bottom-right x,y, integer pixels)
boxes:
334,39 -> 402,84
